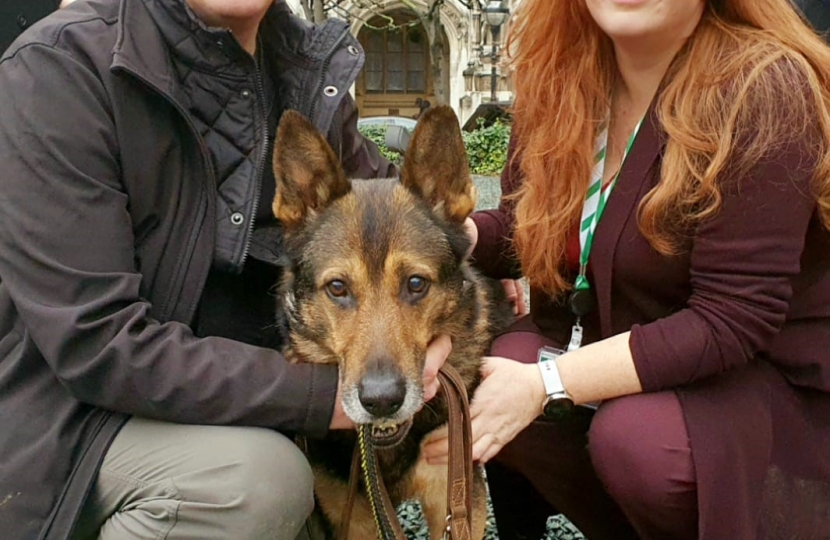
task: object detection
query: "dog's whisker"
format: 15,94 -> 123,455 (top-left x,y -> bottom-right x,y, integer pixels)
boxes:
421,401 -> 439,416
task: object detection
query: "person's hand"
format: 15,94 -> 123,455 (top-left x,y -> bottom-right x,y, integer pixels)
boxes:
329,379 -> 355,430
464,217 -> 527,316
501,278 -> 528,316
463,217 -> 478,258
423,334 -> 452,401
421,356 -> 545,464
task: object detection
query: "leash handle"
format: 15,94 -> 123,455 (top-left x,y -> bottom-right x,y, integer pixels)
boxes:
437,364 -> 474,540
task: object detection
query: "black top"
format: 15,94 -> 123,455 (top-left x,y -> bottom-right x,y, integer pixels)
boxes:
0,0 -> 60,54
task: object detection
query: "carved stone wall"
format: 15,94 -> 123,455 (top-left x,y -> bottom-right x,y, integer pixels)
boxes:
286,0 -> 518,124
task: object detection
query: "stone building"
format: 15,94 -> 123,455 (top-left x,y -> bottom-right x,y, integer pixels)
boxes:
284,0 -> 517,125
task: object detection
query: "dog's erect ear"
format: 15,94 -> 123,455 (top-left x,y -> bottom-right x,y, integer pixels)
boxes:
272,110 -> 351,230
400,105 -> 475,223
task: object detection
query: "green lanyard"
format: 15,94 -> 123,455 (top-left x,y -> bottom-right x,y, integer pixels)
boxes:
567,117 -> 643,351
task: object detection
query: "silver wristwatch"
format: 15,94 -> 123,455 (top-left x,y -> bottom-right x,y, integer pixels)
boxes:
537,347 -> 575,418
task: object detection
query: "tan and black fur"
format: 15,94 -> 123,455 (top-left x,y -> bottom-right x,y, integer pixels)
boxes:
271,105 -> 513,540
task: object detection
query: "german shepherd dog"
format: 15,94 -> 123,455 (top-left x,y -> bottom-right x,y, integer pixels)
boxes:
271,105 -> 513,540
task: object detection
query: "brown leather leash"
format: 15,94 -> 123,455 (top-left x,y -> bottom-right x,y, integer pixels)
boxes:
337,364 -> 474,540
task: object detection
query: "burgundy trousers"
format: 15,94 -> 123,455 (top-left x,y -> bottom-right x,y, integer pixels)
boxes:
486,327 -> 699,540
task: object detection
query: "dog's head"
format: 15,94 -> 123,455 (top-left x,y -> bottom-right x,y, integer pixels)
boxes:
272,106 -> 476,443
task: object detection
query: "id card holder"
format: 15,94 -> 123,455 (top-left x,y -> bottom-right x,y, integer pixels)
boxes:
567,323 -> 584,352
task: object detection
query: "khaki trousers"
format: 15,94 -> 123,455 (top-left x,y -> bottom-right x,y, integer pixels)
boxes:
70,417 -> 317,540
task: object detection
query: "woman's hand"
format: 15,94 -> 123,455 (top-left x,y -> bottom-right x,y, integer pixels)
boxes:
463,217 -> 478,257
465,217 -> 528,316
501,278 -> 528,316
421,356 -> 545,464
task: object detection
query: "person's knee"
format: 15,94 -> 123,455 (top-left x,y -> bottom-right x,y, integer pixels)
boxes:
216,428 -> 315,537
588,393 -> 693,512
86,421 -> 315,540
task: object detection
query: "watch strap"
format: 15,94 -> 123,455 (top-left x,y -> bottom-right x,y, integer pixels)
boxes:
538,357 -> 567,398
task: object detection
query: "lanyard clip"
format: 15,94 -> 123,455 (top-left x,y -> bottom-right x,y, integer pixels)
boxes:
567,320 -> 583,352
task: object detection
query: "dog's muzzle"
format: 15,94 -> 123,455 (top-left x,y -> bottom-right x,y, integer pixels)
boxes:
369,418 -> 413,448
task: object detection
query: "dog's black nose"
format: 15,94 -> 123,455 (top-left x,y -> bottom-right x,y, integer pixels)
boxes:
358,370 -> 406,418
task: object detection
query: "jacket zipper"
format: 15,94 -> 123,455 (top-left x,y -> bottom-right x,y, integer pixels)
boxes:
113,66 -> 216,323
239,26 -> 350,265
239,58 -> 269,267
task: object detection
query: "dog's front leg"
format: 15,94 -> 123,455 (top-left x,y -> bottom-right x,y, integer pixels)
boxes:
311,467 -> 378,540
405,458 -> 488,540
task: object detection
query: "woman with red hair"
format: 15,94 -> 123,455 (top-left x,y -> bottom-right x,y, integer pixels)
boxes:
424,0 -> 830,538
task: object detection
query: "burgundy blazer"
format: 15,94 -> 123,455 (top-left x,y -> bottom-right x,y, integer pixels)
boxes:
472,109 -> 830,395
471,107 -> 830,538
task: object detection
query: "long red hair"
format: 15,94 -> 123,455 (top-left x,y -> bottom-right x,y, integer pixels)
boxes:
507,0 -> 830,296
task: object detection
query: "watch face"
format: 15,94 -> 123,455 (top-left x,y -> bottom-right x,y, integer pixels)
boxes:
543,397 -> 575,420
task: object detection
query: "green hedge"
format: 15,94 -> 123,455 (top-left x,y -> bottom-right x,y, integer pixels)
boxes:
356,124 -> 403,165
463,118 -> 510,176
358,118 -> 511,176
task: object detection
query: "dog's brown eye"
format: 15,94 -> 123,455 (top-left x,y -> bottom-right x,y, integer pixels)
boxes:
407,276 -> 429,295
326,280 -> 348,298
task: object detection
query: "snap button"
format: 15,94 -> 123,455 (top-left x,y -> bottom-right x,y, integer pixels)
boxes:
347,45 -> 359,56
241,89 -> 252,99
323,86 -> 338,97
230,212 -> 245,226
17,14 -> 28,29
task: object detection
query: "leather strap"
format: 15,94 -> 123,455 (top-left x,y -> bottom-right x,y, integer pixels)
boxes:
338,364 -> 474,540
374,449 -> 408,539
337,448 -> 362,540
437,364 -> 474,540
